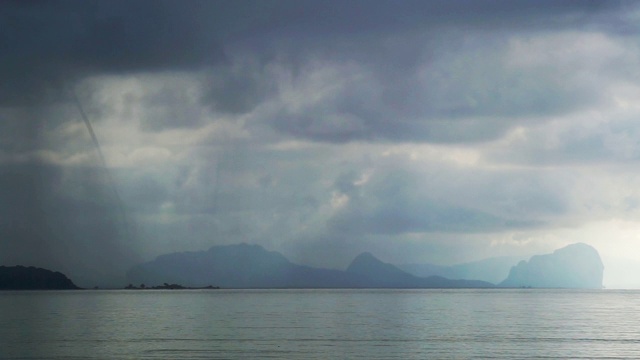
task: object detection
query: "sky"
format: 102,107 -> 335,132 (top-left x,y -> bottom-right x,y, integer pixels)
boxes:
2,0 -> 640,288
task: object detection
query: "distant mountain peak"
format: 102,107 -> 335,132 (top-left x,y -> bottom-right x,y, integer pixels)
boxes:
347,252 -> 413,279
499,242 -> 604,289
349,252 -> 378,264
553,242 -> 597,256
347,252 -> 383,270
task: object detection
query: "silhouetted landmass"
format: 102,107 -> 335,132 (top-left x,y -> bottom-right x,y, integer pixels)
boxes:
0,265 -> 80,290
499,243 -> 604,289
127,244 -> 495,289
128,244 -> 366,288
347,252 -> 495,288
398,256 -> 525,284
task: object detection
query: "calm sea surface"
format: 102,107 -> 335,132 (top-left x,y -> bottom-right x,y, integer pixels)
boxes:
1,289 -> 639,359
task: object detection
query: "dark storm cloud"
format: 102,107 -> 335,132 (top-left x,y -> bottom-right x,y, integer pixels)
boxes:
2,0 -> 630,129
203,0 -> 631,143
236,0 -> 619,38
0,0 -> 224,105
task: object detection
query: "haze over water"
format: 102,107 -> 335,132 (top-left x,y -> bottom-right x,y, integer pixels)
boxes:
2,289 -> 639,359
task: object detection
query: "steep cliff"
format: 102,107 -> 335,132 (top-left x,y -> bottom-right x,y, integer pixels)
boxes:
499,243 -> 604,289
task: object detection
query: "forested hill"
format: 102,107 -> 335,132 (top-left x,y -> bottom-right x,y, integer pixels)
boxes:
0,266 -> 80,290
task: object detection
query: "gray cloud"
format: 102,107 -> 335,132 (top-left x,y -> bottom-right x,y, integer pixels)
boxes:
326,164 -> 560,237
1,0 -> 224,106
198,1 -> 632,144
485,109 -> 640,166
2,0 -> 630,128
202,62 -> 278,115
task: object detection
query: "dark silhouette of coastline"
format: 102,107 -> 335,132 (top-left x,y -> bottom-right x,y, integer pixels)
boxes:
0,265 -> 80,290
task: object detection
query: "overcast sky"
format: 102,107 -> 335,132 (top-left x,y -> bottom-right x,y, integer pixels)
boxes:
2,0 -> 640,287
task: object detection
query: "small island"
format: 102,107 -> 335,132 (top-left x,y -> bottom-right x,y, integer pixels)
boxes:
124,282 -> 219,290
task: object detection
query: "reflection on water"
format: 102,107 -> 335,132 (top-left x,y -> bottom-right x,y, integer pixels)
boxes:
1,289 -> 639,359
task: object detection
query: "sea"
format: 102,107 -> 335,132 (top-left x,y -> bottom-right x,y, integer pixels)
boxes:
1,289 -> 639,359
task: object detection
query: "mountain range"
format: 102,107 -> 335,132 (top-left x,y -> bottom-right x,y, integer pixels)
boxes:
127,242 -> 605,289
397,256 -> 526,284
126,244 -> 494,289
0,243 -> 604,290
